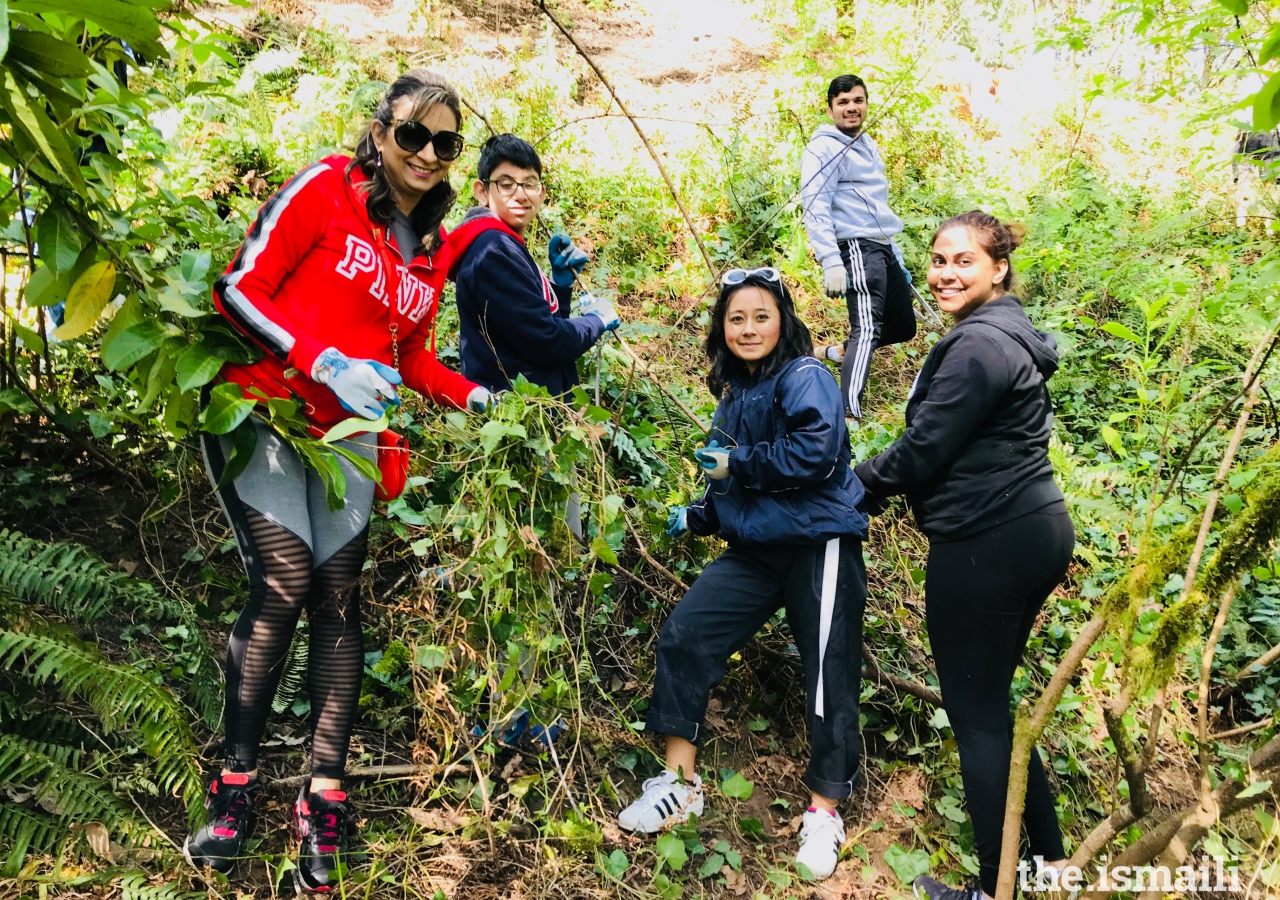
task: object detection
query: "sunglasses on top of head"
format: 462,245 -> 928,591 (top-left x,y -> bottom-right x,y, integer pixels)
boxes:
721,266 -> 782,286
389,118 -> 465,162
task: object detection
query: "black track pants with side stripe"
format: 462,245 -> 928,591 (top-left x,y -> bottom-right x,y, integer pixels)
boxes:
644,538 -> 867,800
838,237 -> 914,418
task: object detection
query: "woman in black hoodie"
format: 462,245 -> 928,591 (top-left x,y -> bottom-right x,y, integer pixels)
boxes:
855,211 -> 1072,900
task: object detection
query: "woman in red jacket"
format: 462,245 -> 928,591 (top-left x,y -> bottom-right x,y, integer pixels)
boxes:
185,69 -> 488,892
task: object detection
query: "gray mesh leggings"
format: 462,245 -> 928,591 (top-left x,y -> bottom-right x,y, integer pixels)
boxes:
202,418 -> 376,780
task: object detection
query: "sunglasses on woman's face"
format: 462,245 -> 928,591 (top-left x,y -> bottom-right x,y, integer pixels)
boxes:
721,266 -> 782,286
389,118 -> 465,162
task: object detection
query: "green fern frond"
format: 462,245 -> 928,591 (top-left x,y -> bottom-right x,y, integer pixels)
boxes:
0,802 -> 61,875
271,625 -> 308,715
119,873 -> 206,900
180,611 -> 223,730
0,529 -> 184,622
0,734 -> 145,849
0,628 -> 202,815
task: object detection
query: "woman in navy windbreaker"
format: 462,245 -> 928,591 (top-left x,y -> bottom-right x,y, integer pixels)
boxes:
615,268 -> 868,880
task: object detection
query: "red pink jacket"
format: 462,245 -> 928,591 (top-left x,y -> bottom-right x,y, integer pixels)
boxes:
213,153 -> 477,430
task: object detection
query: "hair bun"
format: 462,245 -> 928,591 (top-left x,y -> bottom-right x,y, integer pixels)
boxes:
1004,222 -> 1027,251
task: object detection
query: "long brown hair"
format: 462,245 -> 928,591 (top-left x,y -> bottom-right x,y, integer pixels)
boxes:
349,69 -> 462,257
932,210 -> 1026,292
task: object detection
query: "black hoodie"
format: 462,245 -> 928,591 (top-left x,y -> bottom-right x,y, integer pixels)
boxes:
854,295 -> 1065,540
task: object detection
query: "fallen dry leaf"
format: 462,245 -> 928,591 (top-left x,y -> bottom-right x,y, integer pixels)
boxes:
403,807 -> 464,832
74,822 -> 112,862
722,866 -> 749,896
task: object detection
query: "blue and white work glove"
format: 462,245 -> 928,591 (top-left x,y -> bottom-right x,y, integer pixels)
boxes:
466,386 -> 494,413
693,440 -> 730,480
578,293 -> 621,331
548,233 -> 590,287
311,347 -> 401,420
666,506 -> 688,537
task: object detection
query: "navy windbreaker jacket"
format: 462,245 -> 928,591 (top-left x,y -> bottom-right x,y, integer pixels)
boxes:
686,356 -> 869,546
447,208 -> 606,396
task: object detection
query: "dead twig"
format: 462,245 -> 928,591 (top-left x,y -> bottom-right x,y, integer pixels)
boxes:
624,517 -> 687,591
862,649 -> 941,706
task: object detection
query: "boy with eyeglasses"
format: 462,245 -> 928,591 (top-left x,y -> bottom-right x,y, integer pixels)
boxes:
447,133 -> 620,397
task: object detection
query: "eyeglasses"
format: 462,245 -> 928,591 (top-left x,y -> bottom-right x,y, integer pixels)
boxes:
487,176 -> 544,197
389,118 -> 465,162
721,266 -> 782,286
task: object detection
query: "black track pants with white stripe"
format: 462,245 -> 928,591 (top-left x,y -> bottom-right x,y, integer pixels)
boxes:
644,538 -> 866,799
838,238 -> 913,418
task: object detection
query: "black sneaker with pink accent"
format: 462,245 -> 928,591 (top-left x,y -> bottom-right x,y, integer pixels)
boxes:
294,782 -> 351,893
183,772 -> 261,872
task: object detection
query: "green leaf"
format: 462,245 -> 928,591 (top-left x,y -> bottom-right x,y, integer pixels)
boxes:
321,413 -> 388,445
329,442 -> 381,485
478,419 -> 527,454
175,342 -> 225,393
0,70 -> 85,194
591,536 -> 618,566
724,849 -> 742,870
738,817 -> 765,841
0,0 -> 10,62
414,644 -> 449,669
1219,0 -> 1248,14
155,286 -> 206,318
1237,779 -> 1273,799
6,312 -> 41,354
720,771 -> 754,800
54,261 -> 115,340
1101,321 -> 1143,344
1262,25 -> 1280,65
202,382 -> 257,435
1100,425 -> 1127,458
600,848 -> 629,880
883,844 -> 930,885
747,717 -> 770,732
213,417 -> 258,489
35,204 -> 81,276
1255,72 -> 1280,132
652,873 -> 681,900
87,411 -> 111,438
12,0 -> 162,50
696,852 -> 724,879
1223,493 -> 1244,515
936,795 -> 967,823
102,320 -> 166,371
655,833 -> 688,872
7,31 -> 91,77
22,265 -> 66,307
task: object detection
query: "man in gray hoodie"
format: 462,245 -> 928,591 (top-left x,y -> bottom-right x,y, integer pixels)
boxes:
801,74 -> 915,419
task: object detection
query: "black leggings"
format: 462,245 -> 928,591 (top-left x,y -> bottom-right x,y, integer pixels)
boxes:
925,503 -> 1074,896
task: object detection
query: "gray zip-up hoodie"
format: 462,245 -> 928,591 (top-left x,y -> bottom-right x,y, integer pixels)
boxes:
799,124 -> 903,272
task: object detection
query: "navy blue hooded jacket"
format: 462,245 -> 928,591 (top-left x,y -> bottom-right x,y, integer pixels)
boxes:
686,356 -> 869,546
448,208 -> 606,396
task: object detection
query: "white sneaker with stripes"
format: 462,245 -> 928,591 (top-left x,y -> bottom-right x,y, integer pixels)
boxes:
617,770 -> 704,833
795,807 -> 845,879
